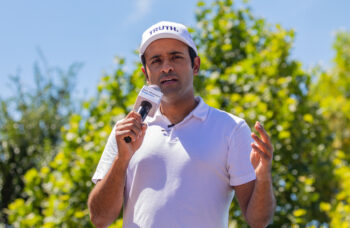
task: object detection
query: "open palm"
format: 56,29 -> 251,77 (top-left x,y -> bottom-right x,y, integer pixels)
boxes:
250,121 -> 274,180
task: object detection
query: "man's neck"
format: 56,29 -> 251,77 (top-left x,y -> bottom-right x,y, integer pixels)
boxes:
160,96 -> 198,125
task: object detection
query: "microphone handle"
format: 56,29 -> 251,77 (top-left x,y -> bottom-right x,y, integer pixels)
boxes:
124,136 -> 132,143
124,101 -> 152,143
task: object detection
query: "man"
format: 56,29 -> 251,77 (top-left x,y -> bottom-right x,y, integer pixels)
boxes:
88,21 -> 275,228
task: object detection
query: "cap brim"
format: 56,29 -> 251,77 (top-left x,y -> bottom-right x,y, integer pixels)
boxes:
139,33 -> 197,56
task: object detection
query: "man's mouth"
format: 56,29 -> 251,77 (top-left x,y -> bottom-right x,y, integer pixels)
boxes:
160,77 -> 178,84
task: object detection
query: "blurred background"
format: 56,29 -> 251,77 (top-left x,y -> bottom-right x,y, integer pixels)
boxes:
1,0 -> 350,227
1,0 -> 349,99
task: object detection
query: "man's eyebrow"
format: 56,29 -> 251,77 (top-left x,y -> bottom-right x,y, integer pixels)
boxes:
169,51 -> 184,55
149,51 -> 184,60
149,54 -> 161,60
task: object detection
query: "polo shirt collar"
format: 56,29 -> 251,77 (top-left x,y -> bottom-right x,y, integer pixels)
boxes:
148,96 -> 209,124
191,96 -> 209,121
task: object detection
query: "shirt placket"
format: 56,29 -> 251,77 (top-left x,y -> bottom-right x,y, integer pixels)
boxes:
168,126 -> 178,143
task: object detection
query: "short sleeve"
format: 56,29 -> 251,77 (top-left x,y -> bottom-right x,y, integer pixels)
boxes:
227,120 -> 256,186
92,124 -> 119,184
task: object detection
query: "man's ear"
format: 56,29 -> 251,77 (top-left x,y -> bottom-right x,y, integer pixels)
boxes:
142,67 -> 150,84
193,56 -> 201,75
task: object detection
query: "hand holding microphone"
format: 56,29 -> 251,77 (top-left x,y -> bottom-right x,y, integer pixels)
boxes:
124,85 -> 162,143
115,85 -> 163,156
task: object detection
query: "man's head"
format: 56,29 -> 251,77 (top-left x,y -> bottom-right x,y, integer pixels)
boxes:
139,21 -> 200,102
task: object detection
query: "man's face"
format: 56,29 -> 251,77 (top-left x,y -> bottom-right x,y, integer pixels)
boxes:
142,38 -> 200,103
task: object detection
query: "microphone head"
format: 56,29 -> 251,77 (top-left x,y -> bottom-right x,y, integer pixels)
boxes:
133,85 -> 163,118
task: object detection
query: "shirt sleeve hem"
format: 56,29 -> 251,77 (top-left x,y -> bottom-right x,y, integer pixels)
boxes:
230,172 -> 256,186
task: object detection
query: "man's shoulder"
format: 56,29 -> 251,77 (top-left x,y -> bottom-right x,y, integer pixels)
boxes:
206,105 -> 246,128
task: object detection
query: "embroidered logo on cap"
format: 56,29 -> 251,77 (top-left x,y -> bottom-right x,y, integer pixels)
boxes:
149,25 -> 180,36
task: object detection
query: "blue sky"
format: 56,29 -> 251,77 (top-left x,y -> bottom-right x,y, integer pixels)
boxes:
1,0 -> 349,100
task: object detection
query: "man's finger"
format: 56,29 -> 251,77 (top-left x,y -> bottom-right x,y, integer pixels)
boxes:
250,149 -> 260,169
116,129 -> 138,142
251,143 -> 270,161
125,111 -> 142,122
141,123 -> 148,133
118,114 -> 143,132
138,124 -> 148,141
125,123 -> 143,137
117,119 -> 141,133
254,122 -> 273,150
251,132 -> 272,157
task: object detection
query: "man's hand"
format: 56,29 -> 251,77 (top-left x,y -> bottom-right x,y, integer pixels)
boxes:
250,121 -> 274,181
115,111 -> 147,161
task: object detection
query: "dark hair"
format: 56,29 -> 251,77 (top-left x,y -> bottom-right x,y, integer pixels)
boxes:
188,46 -> 197,68
141,46 -> 197,68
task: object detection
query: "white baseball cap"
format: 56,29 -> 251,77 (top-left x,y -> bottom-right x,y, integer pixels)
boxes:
139,21 -> 198,57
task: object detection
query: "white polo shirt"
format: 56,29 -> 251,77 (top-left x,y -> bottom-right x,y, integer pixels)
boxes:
92,97 -> 256,228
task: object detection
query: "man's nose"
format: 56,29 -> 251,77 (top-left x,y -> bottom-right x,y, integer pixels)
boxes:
161,60 -> 174,73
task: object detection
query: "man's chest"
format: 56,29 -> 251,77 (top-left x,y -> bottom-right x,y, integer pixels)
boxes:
125,124 -> 230,191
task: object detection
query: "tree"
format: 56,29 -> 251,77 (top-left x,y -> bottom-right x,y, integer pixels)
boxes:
6,58 -> 141,227
311,31 -> 350,227
0,58 -> 81,224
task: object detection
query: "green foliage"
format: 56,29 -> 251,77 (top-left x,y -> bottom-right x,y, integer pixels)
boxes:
0,60 -> 81,224
6,60 -> 145,227
311,31 -> 350,227
311,31 -> 350,152
320,150 -> 350,227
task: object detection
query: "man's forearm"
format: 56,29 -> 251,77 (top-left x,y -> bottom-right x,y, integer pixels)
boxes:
246,177 -> 276,228
88,157 -> 129,228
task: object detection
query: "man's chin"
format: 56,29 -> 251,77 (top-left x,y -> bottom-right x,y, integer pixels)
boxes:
159,87 -> 179,96
160,92 -> 182,103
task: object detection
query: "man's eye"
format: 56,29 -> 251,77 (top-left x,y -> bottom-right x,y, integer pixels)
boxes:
172,55 -> 182,60
151,59 -> 161,64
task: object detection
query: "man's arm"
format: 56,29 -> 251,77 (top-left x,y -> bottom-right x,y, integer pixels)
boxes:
88,111 -> 147,228
233,121 -> 276,228
88,157 -> 129,227
234,178 -> 275,227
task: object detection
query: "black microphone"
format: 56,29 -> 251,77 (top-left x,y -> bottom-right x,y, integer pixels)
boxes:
124,85 -> 162,143
124,101 -> 152,143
